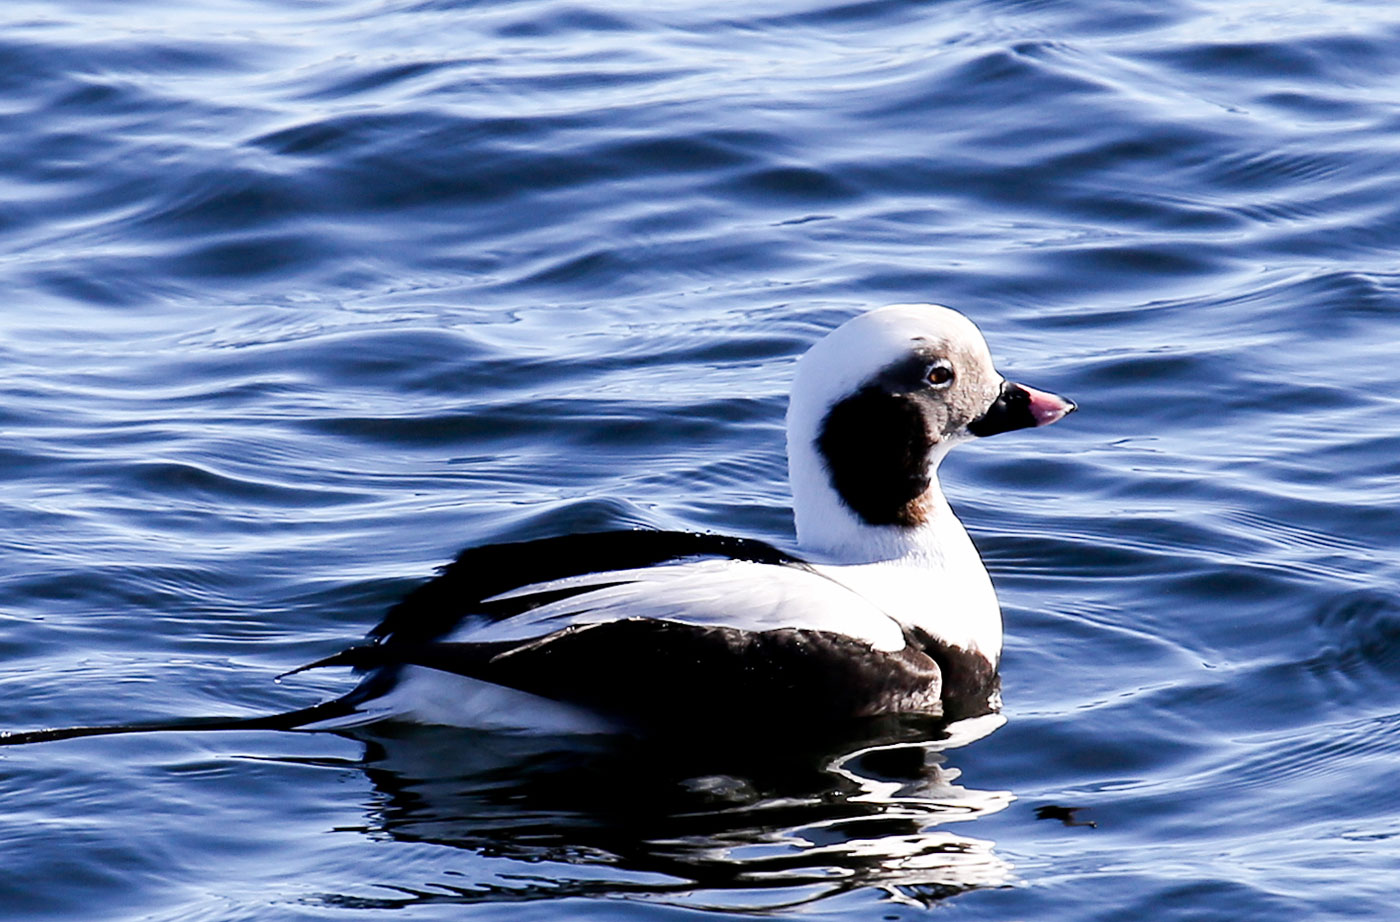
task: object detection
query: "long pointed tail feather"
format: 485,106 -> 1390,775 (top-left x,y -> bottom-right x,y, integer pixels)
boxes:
0,696 -> 361,746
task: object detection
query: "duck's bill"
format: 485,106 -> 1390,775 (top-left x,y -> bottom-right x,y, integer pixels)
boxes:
967,381 -> 1076,437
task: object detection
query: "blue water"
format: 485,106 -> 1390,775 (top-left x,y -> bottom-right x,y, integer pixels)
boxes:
3,0 -> 1400,918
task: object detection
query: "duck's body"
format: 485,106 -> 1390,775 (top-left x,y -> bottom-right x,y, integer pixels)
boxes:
296,304 -> 1074,733
301,525 -> 997,734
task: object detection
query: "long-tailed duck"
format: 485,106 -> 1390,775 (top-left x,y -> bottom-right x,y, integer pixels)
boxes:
2,304 -> 1073,745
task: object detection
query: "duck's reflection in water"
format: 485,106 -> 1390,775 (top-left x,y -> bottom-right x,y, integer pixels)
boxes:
319,713 -> 1012,911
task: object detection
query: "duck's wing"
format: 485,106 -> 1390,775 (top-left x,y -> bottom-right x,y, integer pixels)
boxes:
447,555 -> 904,651
296,529 -> 941,726
369,529 -> 904,651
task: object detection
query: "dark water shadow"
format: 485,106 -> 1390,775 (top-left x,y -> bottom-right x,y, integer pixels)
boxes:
301,713 -> 1013,911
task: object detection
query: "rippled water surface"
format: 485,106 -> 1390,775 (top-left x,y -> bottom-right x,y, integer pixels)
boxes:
4,0 -> 1400,918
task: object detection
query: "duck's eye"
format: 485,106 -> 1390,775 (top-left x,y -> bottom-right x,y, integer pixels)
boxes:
926,362 -> 955,387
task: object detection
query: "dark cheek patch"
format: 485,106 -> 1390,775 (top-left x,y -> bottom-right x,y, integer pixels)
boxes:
817,387 -> 934,527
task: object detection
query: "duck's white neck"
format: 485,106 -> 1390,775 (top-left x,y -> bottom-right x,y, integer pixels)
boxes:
790,446 -> 1002,659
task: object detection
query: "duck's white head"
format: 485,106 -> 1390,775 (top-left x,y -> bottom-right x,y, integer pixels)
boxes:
786,304 -> 1074,562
